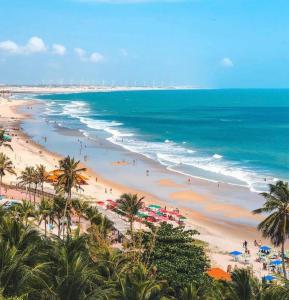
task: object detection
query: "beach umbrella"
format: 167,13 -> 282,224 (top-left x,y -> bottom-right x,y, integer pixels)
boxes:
260,245 -> 271,251
230,251 -> 242,256
96,201 -> 105,206
270,260 -> 282,266
156,211 -> 164,216
147,216 -> 156,222
207,268 -> 231,281
263,275 -> 276,281
149,211 -> 157,217
179,215 -> 187,220
160,208 -> 169,213
137,212 -> 148,218
148,204 -> 161,210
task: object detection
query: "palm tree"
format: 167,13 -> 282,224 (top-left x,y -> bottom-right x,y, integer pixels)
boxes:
17,166 -> 35,204
44,234 -> 108,300
11,200 -> 36,226
0,216 -> 48,298
0,153 -> 16,195
116,193 -> 144,240
253,181 -> 289,279
36,164 -> 48,200
38,198 -> 52,237
0,130 -> 13,151
116,263 -> 168,300
226,268 -> 261,300
71,199 -> 89,225
55,156 -> 87,237
51,196 -> 67,237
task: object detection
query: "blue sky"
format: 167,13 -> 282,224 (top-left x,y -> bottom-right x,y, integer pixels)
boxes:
0,0 -> 288,88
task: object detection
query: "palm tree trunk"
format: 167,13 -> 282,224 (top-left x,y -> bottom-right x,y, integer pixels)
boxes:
0,175 -> 2,195
282,216 -> 288,279
130,217 -> 134,241
41,183 -> 44,200
28,183 -> 31,203
44,216 -> 47,237
33,184 -> 38,206
57,220 -> 61,237
62,191 -> 71,239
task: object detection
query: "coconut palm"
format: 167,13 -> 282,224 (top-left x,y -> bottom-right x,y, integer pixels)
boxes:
226,268 -> 261,300
17,166 -> 35,204
0,216 -> 48,298
38,198 -> 52,237
44,234 -> 109,300
71,199 -> 89,225
253,181 -> 289,279
0,153 -> 16,195
116,263 -> 168,300
116,193 -> 144,240
50,196 -> 67,237
0,130 -> 13,151
55,156 -> 87,237
10,200 -> 36,226
35,164 -> 48,199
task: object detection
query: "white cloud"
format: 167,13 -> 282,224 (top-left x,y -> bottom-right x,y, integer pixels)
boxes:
221,57 -> 234,67
90,52 -> 104,63
52,44 -> 66,56
25,36 -> 47,53
75,47 -> 104,63
0,40 -> 20,54
0,36 -> 47,55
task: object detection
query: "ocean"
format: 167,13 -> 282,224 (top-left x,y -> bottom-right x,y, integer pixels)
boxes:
36,89 -> 289,193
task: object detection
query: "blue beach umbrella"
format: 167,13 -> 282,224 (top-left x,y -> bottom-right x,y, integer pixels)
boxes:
270,260 -> 282,266
230,251 -> 242,256
263,275 -> 276,281
260,245 -> 271,251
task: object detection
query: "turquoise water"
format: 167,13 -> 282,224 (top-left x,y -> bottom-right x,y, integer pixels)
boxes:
37,89 -> 289,192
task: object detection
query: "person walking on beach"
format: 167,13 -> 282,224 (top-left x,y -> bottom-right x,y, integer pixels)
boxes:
146,170 -> 150,176
243,240 -> 248,251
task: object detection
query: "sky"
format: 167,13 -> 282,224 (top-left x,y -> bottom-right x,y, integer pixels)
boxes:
0,0 -> 288,88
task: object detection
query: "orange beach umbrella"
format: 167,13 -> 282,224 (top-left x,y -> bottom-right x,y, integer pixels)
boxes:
207,268 -> 231,281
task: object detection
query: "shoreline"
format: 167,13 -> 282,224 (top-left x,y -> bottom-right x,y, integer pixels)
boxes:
0,96 -> 274,274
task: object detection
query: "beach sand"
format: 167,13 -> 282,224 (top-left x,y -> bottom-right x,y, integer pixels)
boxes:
0,96 -> 274,276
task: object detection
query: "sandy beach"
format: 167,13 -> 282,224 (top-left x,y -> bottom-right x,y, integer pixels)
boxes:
0,94 -> 278,276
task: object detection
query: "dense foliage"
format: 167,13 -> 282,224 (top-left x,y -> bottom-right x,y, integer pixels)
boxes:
143,223 -> 209,293
1,154 -> 289,299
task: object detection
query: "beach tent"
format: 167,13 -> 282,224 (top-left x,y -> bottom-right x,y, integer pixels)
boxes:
3,135 -> 12,142
270,260 -> 282,266
207,268 -> 231,281
148,204 -> 161,210
260,245 -> 271,251
137,212 -> 148,218
230,251 -> 242,256
263,275 -> 276,281
147,216 -> 156,222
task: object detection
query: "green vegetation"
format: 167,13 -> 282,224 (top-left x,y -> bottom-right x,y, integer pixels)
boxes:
253,181 -> 289,279
0,153 -> 16,194
0,153 -> 289,299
